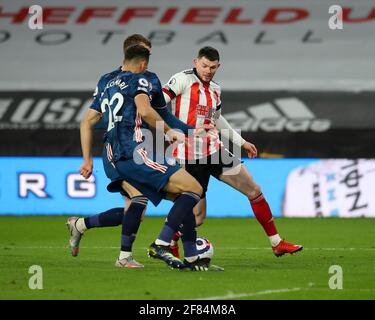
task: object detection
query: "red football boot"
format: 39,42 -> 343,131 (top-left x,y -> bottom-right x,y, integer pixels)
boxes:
272,240 -> 303,257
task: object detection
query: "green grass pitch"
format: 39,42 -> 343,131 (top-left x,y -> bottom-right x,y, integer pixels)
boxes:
0,216 -> 374,300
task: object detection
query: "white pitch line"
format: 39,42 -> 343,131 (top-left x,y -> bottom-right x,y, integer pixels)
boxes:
196,287 -> 375,300
1,246 -> 375,251
0,246 -> 119,249
197,287 -> 302,300
217,247 -> 375,251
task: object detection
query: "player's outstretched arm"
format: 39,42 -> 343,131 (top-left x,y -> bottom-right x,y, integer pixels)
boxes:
135,93 -> 184,143
216,114 -> 257,158
79,109 -> 102,179
155,107 -> 193,134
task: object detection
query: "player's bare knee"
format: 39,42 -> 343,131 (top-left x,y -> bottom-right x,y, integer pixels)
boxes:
248,184 -> 262,200
171,180 -> 202,197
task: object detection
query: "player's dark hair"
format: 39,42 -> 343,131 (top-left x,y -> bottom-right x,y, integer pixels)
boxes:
197,46 -> 220,62
124,44 -> 150,63
123,34 -> 152,56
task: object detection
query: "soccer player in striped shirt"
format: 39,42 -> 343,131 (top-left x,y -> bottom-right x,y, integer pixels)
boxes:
77,44 -> 224,271
162,46 -> 303,257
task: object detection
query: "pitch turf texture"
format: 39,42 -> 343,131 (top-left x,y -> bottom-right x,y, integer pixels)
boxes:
0,216 -> 374,300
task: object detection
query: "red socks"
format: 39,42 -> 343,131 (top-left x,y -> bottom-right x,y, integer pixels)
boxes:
171,231 -> 181,244
250,193 -> 278,236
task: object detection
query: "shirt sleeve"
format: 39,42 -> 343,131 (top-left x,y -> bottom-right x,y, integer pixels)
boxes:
128,75 -> 151,98
216,115 -> 246,147
150,76 -> 167,110
90,78 -> 106,129
162,72 -> 186,103
90,79 -> 102,113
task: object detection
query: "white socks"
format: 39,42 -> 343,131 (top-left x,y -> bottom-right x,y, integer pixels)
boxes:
155,239 -> 170,246
119,251 -> 132,260
269,234 -> 282,247
75,218 -> 87,233
185,255 -> 198,263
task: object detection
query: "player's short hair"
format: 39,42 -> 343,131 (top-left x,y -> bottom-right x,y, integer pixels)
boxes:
124,44 -> 150,63
123,34 -> 152,56
197,46 -> 220,62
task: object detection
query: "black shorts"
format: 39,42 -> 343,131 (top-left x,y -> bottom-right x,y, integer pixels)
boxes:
183,148 -> 242,198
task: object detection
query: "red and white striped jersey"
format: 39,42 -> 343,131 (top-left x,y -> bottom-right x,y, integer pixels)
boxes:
162,68 -> 222,160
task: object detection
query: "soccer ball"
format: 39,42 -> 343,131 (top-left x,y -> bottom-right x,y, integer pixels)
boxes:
196,237 -> 214,261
